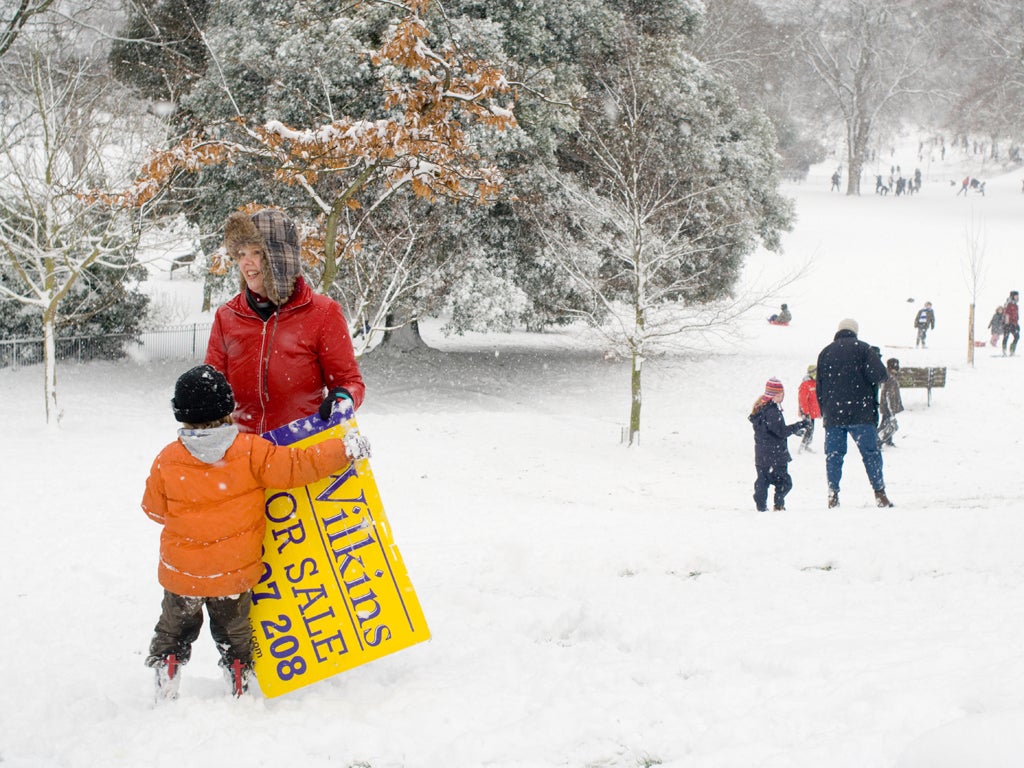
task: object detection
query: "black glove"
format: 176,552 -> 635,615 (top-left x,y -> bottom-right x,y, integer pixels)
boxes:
318,387 -> 352,420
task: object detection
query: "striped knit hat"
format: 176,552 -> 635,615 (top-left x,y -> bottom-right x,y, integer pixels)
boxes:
763,377 -> 784,399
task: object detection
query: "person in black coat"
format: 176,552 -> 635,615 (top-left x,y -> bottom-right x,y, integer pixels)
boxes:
815,318 -> 893,508
914,301 -> 935,348
749,377 -> 808,512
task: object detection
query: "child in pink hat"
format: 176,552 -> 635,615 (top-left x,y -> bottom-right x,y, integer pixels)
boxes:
748,378 -> 809,511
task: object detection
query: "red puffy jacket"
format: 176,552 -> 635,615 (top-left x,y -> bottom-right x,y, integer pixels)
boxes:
205,277 -> 365,434
1004,299 -> 1019,327
798,377 -> 821,419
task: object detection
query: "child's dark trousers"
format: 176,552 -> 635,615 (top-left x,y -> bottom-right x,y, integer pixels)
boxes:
146,590 -> 252,668
753,465 -> 792,511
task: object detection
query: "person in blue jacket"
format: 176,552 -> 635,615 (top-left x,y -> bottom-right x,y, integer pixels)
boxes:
815,318 -> 893,508
749,377 -> 808,512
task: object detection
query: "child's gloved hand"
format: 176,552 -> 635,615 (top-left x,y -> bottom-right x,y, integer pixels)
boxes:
343,431 -> 372,462
319,387 -> 352,420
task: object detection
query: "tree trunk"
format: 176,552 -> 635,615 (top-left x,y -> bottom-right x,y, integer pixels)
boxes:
628,348 -> 642,446
845,117 -> 870,195
376,313 -> 429,353
967,303 -> 975,366
201,268 -> 216,313
42,313 -> 59,427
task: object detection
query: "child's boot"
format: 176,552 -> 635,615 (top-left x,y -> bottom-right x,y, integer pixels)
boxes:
153,654 -> 181,702
223,658 -> 252,697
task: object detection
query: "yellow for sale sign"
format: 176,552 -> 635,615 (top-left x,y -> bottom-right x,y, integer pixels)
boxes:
251,406 -> 429,698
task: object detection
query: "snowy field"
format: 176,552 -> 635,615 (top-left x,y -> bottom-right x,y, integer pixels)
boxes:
3,141 -> 1024,767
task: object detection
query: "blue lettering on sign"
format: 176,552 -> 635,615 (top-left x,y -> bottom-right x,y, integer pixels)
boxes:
314,465 -> 393,650
265,491 -> 307,554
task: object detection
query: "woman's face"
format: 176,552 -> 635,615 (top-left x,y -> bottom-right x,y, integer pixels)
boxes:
237,244 -> 265,296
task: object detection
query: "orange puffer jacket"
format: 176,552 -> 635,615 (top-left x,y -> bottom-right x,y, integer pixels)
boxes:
142,429 -> 349,597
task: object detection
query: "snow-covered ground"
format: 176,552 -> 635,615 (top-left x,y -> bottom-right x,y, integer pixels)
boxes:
3,140 -> 1024,767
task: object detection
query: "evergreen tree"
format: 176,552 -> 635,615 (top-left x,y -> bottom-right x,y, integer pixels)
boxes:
108,0 -> 211,108
548,13 -> 793,443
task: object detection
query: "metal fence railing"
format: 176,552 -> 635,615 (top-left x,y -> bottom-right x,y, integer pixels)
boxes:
0,323 -> 213,369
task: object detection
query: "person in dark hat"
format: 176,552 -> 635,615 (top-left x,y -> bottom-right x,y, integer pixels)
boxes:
877,358 -> 904,448
205,208 -> 366,434
1002,291 -> 1020,356
815,319 -> 894,508
913,301 -> 935,348
142,364 -> 358,700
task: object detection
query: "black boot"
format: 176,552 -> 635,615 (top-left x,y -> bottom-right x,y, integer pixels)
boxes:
875,489 -> 894,508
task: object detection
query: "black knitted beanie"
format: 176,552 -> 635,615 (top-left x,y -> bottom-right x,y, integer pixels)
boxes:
172,365 -> 235,424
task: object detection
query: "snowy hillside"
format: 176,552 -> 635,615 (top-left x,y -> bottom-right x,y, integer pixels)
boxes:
3,141 -> 1024,768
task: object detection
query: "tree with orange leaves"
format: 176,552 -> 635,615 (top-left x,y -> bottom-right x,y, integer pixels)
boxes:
102,0 -> 516,345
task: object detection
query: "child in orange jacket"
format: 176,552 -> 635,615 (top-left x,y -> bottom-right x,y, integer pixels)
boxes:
797,364 -> 821,453
142,364 -> 358,699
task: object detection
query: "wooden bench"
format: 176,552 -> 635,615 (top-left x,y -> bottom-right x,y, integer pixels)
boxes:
896,366 -> 946,406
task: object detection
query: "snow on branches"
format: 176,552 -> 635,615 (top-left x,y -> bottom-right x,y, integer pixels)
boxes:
99,0 -> 517,213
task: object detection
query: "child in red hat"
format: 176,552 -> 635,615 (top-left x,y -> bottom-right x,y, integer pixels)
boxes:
748,378 -> 809,511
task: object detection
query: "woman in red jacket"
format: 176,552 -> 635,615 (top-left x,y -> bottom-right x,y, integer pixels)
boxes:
205,209 -> 366,434
797,364 -> 822,453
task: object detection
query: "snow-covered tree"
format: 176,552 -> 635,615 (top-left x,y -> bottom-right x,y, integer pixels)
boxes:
0,0 -> 55,58
0,35 -> 151,424
796,0 -> 933,195
106,0 -> 517,349
548,21 -> 793,445
933,0 -> 1024,149
689,0 -> 826,180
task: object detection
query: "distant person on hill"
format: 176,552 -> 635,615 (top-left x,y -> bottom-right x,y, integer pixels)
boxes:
957,176 -> 969,196
768,303 -> 792,325
877,358 -> 904,449
1002,291 -> 1020,356
815,318 -> 893,508
748,378 -> 808,512
831,170 -> 841,191
914,301 -> 935,348
988,306 -> 1005,346
797,364 -> 821,453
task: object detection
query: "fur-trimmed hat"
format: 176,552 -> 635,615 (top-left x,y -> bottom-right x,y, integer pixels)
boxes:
172,365 -> 235,424
223,209 -> 302,305
837,318 -> 859,335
